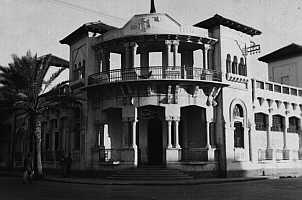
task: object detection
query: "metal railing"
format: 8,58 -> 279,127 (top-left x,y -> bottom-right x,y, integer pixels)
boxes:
255,79 -> 302,97
88,66 -> 222,85
258,149 -> 301,161
95,148 -> 136,163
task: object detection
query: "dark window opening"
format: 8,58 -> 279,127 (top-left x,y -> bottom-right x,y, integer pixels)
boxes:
271,115 -> 284,132
255,113 -> 268,131
288,117 -> 300,133
226,54 -> 231,73
232,56 -> 238,74
234,122 -> 244,148
233,104 -> 244,118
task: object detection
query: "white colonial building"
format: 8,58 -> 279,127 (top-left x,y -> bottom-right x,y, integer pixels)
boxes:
24,3 -> 301,177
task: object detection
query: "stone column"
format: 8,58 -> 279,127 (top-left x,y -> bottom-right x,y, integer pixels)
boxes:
206,120 -> 215,161
167,120 -> 172,148
131,43 -> 138,68
131,120 -> 137,148
283,116 -> 289,159
208,46 -> 214,70
101,49 -> 110,72
206,121 -> 211,149
249,123 -> 256,162
283,116 -> 288,149
172,40 -> 179,67
266,114 -> 273,160
163,40 -> 172,66
124,44 -> 130,69
202,44 -> 210,70
175,120 -> 180,148
140,44 -> 149,68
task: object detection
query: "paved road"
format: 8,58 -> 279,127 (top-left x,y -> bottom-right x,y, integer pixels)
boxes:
0,176 -> 301,200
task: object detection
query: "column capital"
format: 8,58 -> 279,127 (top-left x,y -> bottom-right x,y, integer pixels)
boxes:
202,44 -> 212,51
165,40 -> 173,46
172,40 -> 180,46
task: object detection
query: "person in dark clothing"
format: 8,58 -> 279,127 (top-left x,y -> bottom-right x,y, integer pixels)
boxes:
65,153 -> 72,177
23,153 -> 33,184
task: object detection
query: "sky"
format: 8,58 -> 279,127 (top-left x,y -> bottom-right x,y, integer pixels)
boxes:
1,0 -> 302,80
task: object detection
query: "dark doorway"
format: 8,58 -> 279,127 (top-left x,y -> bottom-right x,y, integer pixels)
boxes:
147,118 -> 163,165
234,122 -> 244,148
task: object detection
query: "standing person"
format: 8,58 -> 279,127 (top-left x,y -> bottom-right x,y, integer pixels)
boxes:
23,153 -> 33,184
65,153 -> 72,177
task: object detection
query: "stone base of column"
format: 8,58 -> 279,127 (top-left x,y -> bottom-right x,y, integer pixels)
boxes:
207,148 -> 215,162
283,149 -> 290,160
119,147 -> 138,166
266,148 -> 274,160
166,148 -> 182,163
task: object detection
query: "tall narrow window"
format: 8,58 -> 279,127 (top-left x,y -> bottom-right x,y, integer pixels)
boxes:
234,122 -> 244,148
289,117 -> 299,133
239,57 -> 245,76
226,54 -> 231,73
271,115 -> 284,132
232,56 -> 238,74
255,113 -> 268,131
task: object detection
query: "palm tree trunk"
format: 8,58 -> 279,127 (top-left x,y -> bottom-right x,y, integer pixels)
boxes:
34,119 -> 43,177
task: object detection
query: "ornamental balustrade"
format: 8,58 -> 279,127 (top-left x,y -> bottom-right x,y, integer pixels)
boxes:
88,66 -> 221,85
258,149 -> 301,161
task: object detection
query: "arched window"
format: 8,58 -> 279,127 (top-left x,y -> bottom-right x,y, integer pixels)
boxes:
232,56 -> 238,74
271,115 -> 285,132
233,104 -> 243,119
226,54 -> 231,73
238,57 -> 246,76
255,113 -> 268,131
289,117 -> 300,133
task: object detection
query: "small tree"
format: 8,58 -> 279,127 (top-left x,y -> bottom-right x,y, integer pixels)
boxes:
0,51 -> 78,177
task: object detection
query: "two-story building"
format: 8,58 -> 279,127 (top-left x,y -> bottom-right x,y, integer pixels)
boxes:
54,3 -> 302,177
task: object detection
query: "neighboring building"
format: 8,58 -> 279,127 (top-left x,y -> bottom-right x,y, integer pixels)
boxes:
11,3 -> 302,177
259,43 -> 302,87
1,54 -> 74,169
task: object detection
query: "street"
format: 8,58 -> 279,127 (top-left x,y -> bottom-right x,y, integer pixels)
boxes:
0,176 -> 301,200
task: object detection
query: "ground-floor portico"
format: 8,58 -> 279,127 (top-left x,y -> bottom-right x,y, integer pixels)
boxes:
92,103 -> 218,171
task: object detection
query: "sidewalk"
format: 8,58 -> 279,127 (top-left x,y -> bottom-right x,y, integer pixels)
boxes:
0,170 -> 269,185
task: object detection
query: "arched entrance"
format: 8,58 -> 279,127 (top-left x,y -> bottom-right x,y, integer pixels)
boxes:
147,118 -> 163,165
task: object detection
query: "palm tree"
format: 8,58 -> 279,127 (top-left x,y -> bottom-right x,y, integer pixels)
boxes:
0,51 -> 77,177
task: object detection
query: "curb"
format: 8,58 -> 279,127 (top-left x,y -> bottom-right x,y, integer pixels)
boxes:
43,176 -> 269,186
0,172 -> 269,186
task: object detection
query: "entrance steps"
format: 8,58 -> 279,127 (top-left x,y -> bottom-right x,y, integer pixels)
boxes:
106,166 -> 193,180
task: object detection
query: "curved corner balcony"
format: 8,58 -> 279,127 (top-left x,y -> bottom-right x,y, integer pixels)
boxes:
88,66 -> 222,85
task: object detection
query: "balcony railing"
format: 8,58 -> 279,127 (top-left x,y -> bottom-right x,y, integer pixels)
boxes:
255,79 -> 302,97
88,66 -> 222,85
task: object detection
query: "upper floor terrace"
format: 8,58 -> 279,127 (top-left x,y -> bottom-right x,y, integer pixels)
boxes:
82,12 -> 224,87
252,79 -> 302,114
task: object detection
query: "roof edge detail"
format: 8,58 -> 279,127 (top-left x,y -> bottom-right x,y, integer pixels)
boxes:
194,14 -> 262,36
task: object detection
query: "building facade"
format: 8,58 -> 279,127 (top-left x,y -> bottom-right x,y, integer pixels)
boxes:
10,5 -> 302,177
